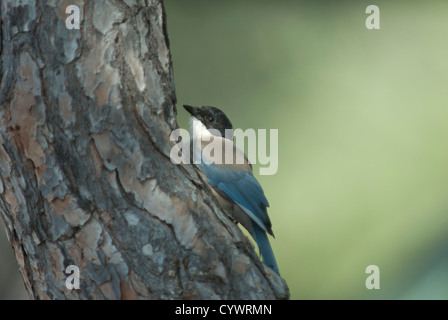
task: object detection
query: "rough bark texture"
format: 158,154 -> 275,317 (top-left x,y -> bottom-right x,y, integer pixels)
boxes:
0,0 -> 289,299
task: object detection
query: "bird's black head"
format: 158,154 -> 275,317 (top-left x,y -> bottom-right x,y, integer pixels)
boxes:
183,105 -> 233,138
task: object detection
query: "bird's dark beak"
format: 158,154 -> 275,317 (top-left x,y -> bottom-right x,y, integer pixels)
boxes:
183,105 -> 197,116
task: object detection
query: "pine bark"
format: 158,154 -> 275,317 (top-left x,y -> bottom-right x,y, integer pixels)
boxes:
0,0 -> 289,299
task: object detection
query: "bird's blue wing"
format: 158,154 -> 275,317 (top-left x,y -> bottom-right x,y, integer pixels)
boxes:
200,162 -> 272,235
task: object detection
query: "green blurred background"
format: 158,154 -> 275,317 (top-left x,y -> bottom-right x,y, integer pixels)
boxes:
1,0 -> 447,299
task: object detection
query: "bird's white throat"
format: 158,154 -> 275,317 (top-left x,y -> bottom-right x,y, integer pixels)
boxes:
189,117 -> 213,141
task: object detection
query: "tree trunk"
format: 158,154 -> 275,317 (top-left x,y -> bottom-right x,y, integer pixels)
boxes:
0,0 -> 289,299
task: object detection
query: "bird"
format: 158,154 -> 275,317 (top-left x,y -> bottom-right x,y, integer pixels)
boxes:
183,104 -> 279,275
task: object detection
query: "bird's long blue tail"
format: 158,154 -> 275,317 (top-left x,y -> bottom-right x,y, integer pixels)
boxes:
253,225 -> 279,275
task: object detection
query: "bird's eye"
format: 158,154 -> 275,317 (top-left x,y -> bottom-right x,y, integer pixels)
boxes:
207,116 -> 215,122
